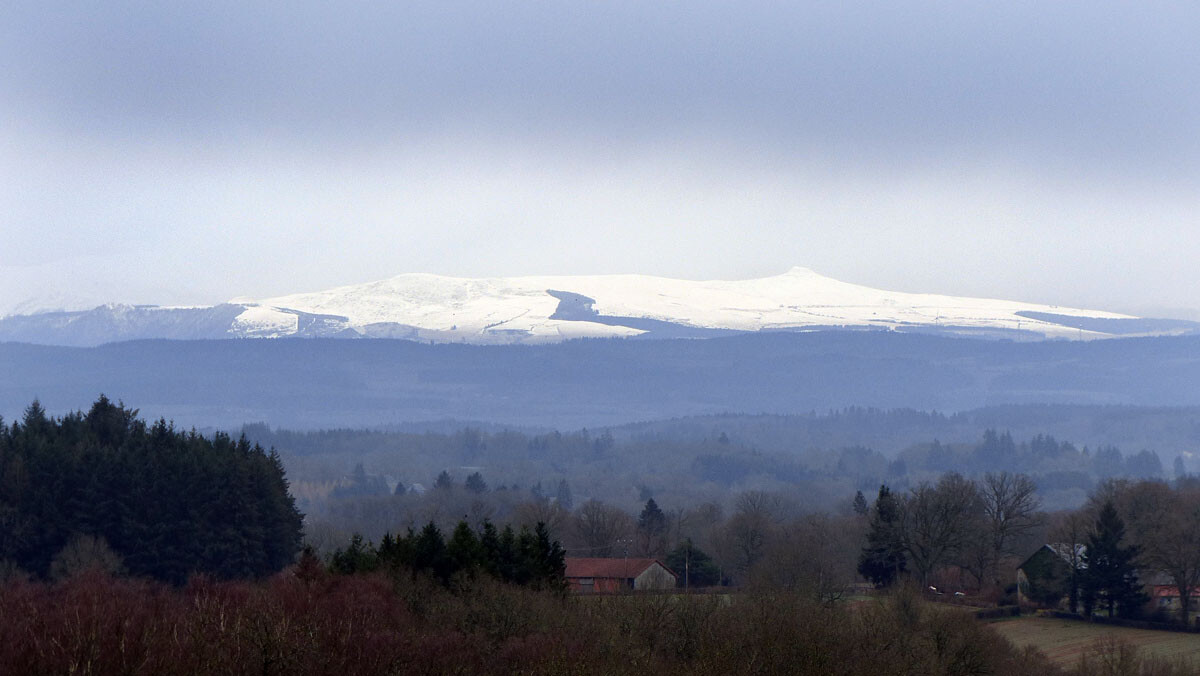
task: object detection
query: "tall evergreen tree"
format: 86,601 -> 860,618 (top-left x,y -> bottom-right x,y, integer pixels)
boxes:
555,479 -> 573,511
464,472 -> 488,494
665,538 -> 721,588
1081,501 -> 1147,618
446,521 -> 485,578
857,485 -> 907,587
638,498 -> 667,534
522,522 -> 567,592
636,497 -> 668,556
852,490 -> 869,516
413,522 -> 450,582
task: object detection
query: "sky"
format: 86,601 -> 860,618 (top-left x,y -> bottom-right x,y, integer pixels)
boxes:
2,1 -> 1198,319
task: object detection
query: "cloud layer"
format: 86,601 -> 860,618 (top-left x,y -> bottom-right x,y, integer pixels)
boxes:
2,1 -> 1198,316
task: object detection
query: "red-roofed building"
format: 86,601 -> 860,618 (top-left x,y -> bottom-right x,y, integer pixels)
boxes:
565,557 -> 677,593
1152,584 -> 1200,613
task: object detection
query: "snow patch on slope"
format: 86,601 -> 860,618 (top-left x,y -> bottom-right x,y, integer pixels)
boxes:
232,305 -> 299,337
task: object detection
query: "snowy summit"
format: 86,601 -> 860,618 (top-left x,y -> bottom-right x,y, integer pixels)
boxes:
230,267 -> 1149,342
2,267 -> 1194,347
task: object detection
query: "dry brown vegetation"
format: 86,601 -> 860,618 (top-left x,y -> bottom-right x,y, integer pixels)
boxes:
0,568 -> 1057,676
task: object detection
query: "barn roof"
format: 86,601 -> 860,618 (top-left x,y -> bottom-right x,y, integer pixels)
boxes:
565,557 -> 676,580
1019,543 -> 1087,571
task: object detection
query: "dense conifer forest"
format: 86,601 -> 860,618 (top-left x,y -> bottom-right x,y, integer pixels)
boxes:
0,397 -> 303,582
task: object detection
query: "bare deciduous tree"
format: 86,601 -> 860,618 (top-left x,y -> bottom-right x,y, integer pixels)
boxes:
49,534 -> 125,580
898,473 -> 979,585
979,472 -> 1042,587
513,500 -> 570,542
572,499 -> 634,557
720,491 -> 786,575
754,514 -> 856,604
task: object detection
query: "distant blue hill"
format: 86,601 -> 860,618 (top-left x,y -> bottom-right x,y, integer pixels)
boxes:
3,332 -> 1200,430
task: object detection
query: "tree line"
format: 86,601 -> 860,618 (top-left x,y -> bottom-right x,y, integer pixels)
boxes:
326,520 -> 566,591
0,397 -> 303,583
274,418 -> 1178,528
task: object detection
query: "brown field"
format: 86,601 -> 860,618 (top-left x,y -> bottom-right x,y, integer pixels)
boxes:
990,616 -> 1200,667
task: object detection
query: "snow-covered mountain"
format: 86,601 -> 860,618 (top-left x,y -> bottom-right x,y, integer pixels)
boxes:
3,267 -> 1197,347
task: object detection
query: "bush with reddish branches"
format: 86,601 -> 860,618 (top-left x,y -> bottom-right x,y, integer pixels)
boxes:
0,565 -> 1062,676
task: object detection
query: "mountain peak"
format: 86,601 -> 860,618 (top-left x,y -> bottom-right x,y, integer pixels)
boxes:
783,265 -> 819,277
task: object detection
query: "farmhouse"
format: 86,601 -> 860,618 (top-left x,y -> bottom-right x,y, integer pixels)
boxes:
565,557 -> 677,592
1017,543 -> 1085,608
1152,584 -> 1200,613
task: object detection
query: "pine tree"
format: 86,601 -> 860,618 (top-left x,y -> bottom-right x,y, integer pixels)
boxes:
377,530 -> 415,571
665,538 -> 721,588
638,498 -> 667,535
555,479 -> 573,511
852,490 -> 869,516
464,472 -> 488,494
1081,501 -> 1147,618
637,498 -> 668,556
479,520 -> 502,578
518,522 -> 566,592
857,485 -> 907,587
413,522 -> 449,582
446,521 -> 484,578
329,534 -> 379,574
496,525 -> 520,583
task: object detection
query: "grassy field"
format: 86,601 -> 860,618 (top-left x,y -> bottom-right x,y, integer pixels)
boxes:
990,616 -> 1200,667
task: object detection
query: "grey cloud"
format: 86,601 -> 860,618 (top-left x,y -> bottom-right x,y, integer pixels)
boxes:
2,1 -> 1197,171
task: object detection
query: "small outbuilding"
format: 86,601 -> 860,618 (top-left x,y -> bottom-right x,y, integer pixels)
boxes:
565,557 -> 678,593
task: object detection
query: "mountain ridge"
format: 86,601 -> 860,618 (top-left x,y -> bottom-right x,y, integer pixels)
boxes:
3,267 -> 1197,347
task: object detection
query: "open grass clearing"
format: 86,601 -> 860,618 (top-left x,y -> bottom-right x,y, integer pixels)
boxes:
990,616 -> 1200,667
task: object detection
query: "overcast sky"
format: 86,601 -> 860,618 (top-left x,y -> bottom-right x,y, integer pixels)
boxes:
2,1 -> 1198,318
